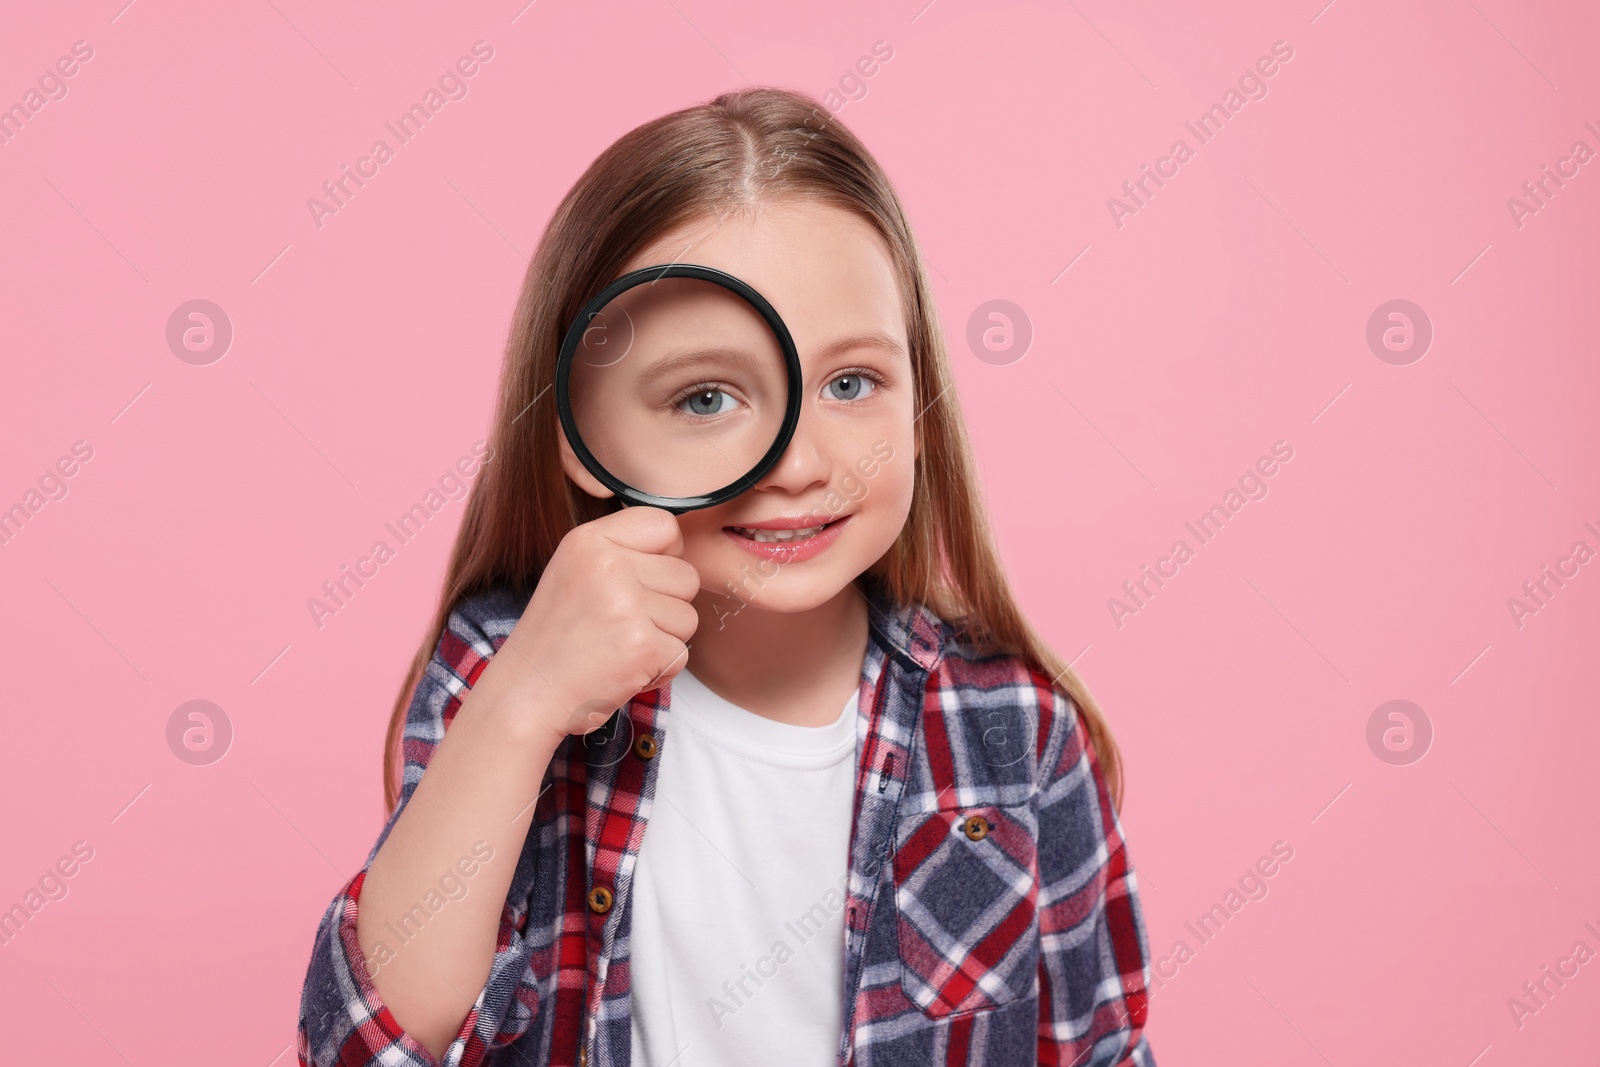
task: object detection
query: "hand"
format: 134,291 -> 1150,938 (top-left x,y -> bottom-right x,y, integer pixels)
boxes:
477,506 -> 701,743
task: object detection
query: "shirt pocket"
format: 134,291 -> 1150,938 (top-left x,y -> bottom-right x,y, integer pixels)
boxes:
891,800 -> 1040,1018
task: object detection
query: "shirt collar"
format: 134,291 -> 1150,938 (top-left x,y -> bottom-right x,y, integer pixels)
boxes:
856,573 -> 945,673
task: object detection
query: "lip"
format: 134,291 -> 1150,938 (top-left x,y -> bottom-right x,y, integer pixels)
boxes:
722,514 -> 851,564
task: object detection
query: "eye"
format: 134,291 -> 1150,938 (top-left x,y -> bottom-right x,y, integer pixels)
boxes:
675,386 -> 740,417
824,371 -> 879,402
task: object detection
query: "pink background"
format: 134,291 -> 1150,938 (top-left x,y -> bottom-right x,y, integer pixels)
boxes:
2,0 -> 1596,1062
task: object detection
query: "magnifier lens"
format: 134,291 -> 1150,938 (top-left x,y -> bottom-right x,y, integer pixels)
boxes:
567,276 -> 790,501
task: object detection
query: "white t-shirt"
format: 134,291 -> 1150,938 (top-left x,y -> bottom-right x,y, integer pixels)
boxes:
627,666 -> 860,1067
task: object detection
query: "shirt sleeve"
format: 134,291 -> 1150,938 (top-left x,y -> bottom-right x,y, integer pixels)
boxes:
297,595 -> 543,1067
1034,678 -> 1157,1067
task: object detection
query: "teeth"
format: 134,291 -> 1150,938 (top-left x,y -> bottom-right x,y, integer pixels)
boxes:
736,524 -> 826,543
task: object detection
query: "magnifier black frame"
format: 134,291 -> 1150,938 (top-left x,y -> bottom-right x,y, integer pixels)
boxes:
555,263 -> 803,514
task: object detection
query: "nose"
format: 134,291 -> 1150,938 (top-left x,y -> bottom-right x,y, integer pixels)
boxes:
754,393 -> 830,496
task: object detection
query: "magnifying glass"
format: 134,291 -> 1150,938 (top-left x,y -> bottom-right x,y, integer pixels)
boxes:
555,263 -> 803,514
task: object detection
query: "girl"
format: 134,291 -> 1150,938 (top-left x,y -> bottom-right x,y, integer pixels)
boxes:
298,86 -> 1156,1067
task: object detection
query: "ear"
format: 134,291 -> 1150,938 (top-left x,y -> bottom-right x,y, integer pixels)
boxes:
558,429 -> 615,500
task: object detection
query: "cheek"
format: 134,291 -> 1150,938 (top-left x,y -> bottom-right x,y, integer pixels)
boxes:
870,452 -> 916,535
675,507 -> 759,593
872,413 -> 918,515
677,511 -> 731,559
842,431 -> 914,547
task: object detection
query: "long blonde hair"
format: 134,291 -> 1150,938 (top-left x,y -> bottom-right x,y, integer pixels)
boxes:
382,86 -> 1125,814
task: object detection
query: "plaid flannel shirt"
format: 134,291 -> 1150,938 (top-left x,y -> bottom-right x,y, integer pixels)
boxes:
297,575 -> 1156,1067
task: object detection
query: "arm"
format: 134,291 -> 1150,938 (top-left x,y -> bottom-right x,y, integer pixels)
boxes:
297,594 -> 561,1067
298,509 -> 700,1065
1033,678 -> 1156,1067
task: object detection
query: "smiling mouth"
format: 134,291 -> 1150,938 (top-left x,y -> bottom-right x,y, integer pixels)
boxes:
725,518 -> 845,543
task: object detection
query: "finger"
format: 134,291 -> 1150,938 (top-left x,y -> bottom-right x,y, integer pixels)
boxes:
640,590 -> 700,645
643,634 -> 691,691
630,552 -> 702,603
599,507 -> 684,557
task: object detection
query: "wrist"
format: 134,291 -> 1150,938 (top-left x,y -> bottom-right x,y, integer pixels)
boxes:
461,676 -> 571,760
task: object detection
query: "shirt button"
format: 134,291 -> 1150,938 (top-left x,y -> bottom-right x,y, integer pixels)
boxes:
588,886 -> 614,914
962,814 -> 990,841
633,734 -> 658,759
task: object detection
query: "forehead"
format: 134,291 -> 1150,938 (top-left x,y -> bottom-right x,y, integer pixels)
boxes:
619,200 -> 908,359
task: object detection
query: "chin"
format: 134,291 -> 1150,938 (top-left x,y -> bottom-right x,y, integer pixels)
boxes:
688,534 -> 877,615
693,563 -> 851,614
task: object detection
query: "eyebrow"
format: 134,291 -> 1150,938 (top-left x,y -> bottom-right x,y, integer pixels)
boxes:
813,330 -> 905,363
632,346 -> 770,393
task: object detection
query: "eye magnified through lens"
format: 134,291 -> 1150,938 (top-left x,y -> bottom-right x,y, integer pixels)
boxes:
556,264 -> 803,513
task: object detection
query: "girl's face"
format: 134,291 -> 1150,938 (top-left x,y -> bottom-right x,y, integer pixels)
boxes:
563,198 -> 918,615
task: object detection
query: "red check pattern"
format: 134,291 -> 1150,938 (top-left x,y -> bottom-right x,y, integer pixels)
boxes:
297,576 -> 1156,1066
